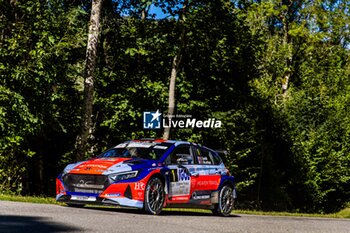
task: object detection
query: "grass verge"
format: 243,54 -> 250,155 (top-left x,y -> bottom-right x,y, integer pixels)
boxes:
0,194 -> 60,205
162,208 -> 349,218
0,194 -> 349,218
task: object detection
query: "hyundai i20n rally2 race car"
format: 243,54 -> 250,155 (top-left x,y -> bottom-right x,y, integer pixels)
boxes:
56,139 -> 236,216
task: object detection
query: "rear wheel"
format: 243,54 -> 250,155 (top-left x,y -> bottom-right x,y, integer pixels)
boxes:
212,184 -> 234,216
144,177 -> 165,215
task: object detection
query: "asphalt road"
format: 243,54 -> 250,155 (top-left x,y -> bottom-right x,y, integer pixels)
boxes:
1,201 -> 350,233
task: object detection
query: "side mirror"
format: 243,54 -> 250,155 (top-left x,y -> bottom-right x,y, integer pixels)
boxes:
176,157 -> 188,165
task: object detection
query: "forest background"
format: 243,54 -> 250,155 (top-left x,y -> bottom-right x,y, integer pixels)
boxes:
1,0 -> 350,213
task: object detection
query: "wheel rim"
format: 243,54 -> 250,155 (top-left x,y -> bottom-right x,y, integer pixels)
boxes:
220,186 -> 234,215
146,178 -> 164,213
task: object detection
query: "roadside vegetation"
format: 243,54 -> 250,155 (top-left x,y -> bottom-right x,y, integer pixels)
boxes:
1,194 -> 349,219
1,0 -> 350,214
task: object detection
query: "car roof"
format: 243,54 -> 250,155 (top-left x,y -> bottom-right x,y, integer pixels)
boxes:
128,139 -> 217,152
125,139 -> 222,162
128,139 -> 190,145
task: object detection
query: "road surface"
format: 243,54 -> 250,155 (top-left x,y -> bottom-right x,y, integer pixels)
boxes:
1,201 -> 349,233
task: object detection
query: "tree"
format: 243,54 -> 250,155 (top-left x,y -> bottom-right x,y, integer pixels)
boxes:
163,0 -> 188,140
76,0 -> 104,161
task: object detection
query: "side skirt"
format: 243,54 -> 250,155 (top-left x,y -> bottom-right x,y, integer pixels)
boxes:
165,203 -> 214,210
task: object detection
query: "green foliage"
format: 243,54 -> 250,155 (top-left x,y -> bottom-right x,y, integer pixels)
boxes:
0,86 -> 37,194
0,0 -> 86,194
242,0 -> 350,212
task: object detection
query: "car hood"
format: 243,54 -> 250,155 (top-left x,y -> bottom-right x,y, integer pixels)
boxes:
66,157 -> 136,175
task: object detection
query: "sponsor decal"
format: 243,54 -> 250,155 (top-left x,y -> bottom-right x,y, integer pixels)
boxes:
153,145 -> 168,150
114,143 -> 128,148
179,168 -> 190,181
83,167 -> 105,172
171,196 -> 189,201
148,167 -> 162,171
192,192 -> 210,200
197,180 -> 219,186
80,164 -> 109,169
134,182 -> 145,190
105,193 -> 121,197
77,180 -> 91,187
169,169 -> 191,196
70,196 -> 96,201
170,182 -> 190,196
143,110 -> 222,129
127,141 -> 155,148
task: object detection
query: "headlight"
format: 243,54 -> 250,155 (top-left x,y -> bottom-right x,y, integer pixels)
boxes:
108,171 -> 138,182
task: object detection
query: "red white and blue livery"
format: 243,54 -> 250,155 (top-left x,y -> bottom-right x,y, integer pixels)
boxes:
56,139 -> 236,216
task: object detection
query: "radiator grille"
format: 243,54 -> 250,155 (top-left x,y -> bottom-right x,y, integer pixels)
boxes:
63,174 -> 108,194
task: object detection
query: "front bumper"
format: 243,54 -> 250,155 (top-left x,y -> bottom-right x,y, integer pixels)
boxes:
56,176 -> 146,209
56,193 -> 144,208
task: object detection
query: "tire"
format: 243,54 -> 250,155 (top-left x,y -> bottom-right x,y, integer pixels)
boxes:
212,184 -> 234,216
66,203 -> 85,208
144,176 -> 165,215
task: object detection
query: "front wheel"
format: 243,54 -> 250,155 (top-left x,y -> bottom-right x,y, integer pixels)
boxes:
212,184 -> 234,216
144,177 -> 165,215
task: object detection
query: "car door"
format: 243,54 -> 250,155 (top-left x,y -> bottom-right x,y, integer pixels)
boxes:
192,147 -> 221,194
165,144 -> 197,202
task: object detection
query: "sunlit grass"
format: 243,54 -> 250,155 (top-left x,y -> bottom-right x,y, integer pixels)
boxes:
1,194 -> 349,218
336,208 -> 350,218
0,194 -> 60,205
233,209 -> 339,218
163,208 -> 341,218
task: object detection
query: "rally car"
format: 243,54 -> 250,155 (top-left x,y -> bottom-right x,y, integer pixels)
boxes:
56,139 -> 236,216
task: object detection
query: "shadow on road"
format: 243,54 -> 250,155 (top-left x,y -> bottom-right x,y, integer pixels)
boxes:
160,211 -> 241,218
81,205 -> 240,218
0,215 -> 82,233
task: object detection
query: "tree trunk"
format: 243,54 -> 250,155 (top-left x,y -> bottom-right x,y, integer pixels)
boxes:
282,73 -> 290,96
163,1 -> 188,140
163,54 -> 181,140
281,6 -> 292,98
76,0 -> 103,161
141,3 -> 150,21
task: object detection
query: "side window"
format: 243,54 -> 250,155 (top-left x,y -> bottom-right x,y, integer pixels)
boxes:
211,152 -> 223,165
198,148 -> 214,165
195,147 -> 202,164
166,145 -> 194,165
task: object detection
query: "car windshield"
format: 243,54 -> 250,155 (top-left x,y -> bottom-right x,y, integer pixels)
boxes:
99,141 -> 172,160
